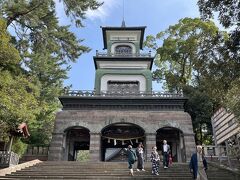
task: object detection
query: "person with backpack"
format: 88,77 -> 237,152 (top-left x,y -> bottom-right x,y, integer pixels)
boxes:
125,145 -> 137,176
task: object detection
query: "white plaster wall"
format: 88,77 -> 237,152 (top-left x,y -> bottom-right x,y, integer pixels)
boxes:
108,31 -> 140,41
98,61 -> 150,69
100,75 -> 146,91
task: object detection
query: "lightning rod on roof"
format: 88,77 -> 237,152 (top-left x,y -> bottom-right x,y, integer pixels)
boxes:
121,0 -> 126,27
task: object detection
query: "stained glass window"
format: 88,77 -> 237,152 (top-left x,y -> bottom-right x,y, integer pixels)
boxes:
107,81 -> 139,93
115,45 -> 132,56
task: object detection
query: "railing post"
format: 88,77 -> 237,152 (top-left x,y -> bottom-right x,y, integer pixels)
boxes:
225,140 -> 232,169
148,50 -> 151,57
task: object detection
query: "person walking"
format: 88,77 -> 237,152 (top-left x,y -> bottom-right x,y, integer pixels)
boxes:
162,140 -> 170,169
150,146 -> 160,175
125,145 -> 137,176
136,142 -> 145,171
189,145 -> 208,180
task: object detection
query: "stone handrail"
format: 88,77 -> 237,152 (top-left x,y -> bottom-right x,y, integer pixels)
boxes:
25,146 -> 49,155
203,145 -> 240,170
0,159 -> 42,176
0,151 -> 19,168
62,90 -> 183,98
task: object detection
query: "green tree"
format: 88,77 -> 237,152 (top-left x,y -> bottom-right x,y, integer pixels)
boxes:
0,18 -> 40,143
145,18 -> 230,143
0,0 -> 102,146
198,0 -> 240,120
183,86 -> 213,144
145,18 -> 227,93
198,0 -> 239,52
225,78 -> 240,118
198,0 -> 239,28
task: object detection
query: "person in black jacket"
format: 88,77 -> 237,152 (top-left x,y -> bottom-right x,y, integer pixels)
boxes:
189,145 -> 208,180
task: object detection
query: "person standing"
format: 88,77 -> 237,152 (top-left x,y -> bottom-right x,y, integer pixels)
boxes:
136,142 -> 145,171
168,154 -> 173,166
125,145 -> 137,176
189,145 -> 208,180
162,140 -> 170,169
150,146 -> 160,175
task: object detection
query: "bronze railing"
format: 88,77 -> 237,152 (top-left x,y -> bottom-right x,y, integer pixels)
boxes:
96,51 -> 152,57
62,90 -> 183,98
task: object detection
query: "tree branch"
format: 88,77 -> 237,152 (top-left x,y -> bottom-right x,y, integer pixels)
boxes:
6,2 -> 44,28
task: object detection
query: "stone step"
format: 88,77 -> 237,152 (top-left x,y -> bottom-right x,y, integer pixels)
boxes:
2,175 -> 193,180
0,177 -> 192,180
1,161 -> 238,180
21,168 -> 189,171
13,172 -> 191,175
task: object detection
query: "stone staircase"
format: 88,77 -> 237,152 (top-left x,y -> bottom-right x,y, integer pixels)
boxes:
0,161 -> 239,180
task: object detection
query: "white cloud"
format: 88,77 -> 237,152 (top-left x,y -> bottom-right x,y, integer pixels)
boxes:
86,0 -> 120,21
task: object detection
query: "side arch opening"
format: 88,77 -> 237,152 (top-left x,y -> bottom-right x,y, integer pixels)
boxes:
64,126 -> 90,161
156,127 -> 185,162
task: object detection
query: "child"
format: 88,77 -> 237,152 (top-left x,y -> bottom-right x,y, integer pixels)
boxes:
169,154 -> 173,166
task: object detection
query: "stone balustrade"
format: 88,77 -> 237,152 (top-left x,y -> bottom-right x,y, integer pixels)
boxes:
0,151 -> 19,168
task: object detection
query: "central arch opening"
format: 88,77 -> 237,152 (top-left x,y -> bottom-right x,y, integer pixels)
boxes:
101,123 -> 145,161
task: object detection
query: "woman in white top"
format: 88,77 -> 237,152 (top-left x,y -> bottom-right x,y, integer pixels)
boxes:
136,142 -> 145,171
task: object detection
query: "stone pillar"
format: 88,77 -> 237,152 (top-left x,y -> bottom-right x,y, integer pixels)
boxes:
183,133 -> 196,162
145,133 -> 156,161
48,133 -> 64,161
89,132 -> 101,161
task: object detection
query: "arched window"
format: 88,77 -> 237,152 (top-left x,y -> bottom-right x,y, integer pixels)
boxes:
115,45 -> 132,56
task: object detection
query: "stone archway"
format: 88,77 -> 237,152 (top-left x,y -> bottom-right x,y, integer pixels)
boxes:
64,126 -> 90,161
156,127 -> 185,162
101,123 -> 145,161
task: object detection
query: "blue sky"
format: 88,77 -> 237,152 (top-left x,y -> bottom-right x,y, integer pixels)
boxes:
57,0 -> 201,91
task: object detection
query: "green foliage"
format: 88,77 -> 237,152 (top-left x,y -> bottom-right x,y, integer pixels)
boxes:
0,19 -> 20,71
77,150 -> 90,162
0,70 -> 40,126
198,0 -> 239,28
0,0 -> 102,147
12,138 -> 28,157
60,0 -> 103,27
0,19 -> 40,140
145,18 -> 233,143
184,86 -> 213,144
24,129 -> 51,146
225,78 -> 240,120
146,18 -> 227,93
198,0 -> 240,120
